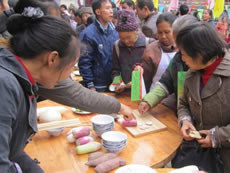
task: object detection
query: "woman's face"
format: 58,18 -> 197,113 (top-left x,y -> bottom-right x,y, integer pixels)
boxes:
180,47 -> 208,70
157,21 -> 174,47
202,10 -> 211,21
119,31 -> 138,47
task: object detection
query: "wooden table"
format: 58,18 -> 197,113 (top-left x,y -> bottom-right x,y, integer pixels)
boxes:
25,93 -> 182,173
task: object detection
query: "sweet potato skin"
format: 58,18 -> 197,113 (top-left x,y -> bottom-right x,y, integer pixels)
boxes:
94,157 -> 126,173
86,153 -> 117,167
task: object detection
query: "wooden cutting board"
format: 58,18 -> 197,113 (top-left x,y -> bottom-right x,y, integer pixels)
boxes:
121,110 -> 167,137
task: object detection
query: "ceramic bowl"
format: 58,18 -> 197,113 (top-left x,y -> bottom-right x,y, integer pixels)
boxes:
47,127 -> 64,137
101,131 -> 127,153
91,115 -> 114,136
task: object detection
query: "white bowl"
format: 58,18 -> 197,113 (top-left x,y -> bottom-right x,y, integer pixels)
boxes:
47,127 -> 64,137
91,115 -> 114,136
101,131 -> 127,153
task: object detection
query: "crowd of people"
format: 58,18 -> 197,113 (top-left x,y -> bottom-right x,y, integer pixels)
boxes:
0,0 -> 230,172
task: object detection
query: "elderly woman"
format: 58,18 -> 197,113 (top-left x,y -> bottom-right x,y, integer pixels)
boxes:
173,22 -> 230,173
111,9 -> 153,93
138,15 -> 198,114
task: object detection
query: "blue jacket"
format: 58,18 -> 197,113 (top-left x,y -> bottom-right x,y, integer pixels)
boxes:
79,20 -> 119,90
0,48 -> 43,173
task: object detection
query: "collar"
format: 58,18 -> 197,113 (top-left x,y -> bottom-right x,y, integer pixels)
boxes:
144,11 -> 158,23
214,50 -> 230,77
187,50 -> 230,79
14,55 -> 35,85
119,34 -> 148,48
0,48 -> 38,96
95,19 -> 115,33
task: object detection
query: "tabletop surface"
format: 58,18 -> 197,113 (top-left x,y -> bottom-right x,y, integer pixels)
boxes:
25,93 -> 182,173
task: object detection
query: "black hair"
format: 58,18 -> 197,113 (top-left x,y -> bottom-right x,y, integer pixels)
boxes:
74,9 -> 81,17
203,9 -> 213,19
120,0 -> 135,9
87,15 -> 95,26
136,0 -> 154,12
7,13 -> 80,69
179,4 -> 188,15
156,12 -> 177,26
92,0 -> 111,15
60,4 -> 67,10
111,1 -> 116,8
14,0 -> 59,15
176,22 -> 227,64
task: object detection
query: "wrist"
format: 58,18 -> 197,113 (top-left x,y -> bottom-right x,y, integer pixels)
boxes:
87,82 -> 95,89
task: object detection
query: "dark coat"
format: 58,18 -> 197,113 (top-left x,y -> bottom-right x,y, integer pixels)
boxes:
178,50 -> 230,173
0,48 -> 42,172
112,34 -> 153,84
78,20 -> 119,90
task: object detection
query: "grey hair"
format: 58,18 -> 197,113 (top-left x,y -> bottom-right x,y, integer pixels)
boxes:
172,15 -> 198,33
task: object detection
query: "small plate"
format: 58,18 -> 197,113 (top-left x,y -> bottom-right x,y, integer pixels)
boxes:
115,164 -> 156,173
72,108 -> 91,115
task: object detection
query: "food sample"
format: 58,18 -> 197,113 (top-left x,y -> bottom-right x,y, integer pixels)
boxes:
76,136 -> 94,145
88,152 -> 106,161
86,153 -> 117,167
72,126 -> 90,138
94,157 -> 126,173
189,130 -> 202,139
119,119 -> 137,127
66,134 -> 76,143
76,142 -> 101,155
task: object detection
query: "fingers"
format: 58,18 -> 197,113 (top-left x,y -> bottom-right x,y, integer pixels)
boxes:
123,115 -> 132,121
138,102 -> 150,115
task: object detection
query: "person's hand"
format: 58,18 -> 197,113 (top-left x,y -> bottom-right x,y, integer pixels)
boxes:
197,130 -> 212,148
2,0 -> 9,10
134,65 -> 144,74
120,103 -> 136,120
181,120 -> 196,141
138,102 -> 150,115
115,85 -> 125,93
90,88 -> 96,91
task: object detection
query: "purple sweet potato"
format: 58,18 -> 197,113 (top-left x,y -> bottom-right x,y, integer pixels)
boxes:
86,153 -> 117,167
72,126 -> 90,138
94,157 -> 126,173
88,152 -> 106,161
119,119 -> 137,127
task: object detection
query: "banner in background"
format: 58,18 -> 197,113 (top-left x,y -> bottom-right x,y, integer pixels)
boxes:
213,0 -> 224,18
168,0 -> 178,12
153,0 -> 159,9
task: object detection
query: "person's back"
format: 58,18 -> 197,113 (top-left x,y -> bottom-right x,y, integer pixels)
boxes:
78,0 -> 119,92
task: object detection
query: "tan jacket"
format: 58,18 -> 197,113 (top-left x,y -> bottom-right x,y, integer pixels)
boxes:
178,50 -> 230,173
